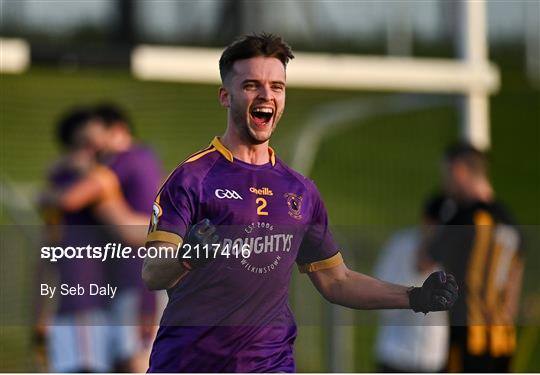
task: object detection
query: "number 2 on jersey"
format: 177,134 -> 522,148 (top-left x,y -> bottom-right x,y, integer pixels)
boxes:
256,197 -> 268,216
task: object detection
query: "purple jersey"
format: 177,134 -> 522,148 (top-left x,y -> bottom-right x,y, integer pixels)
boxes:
46,163 -> 108,314
107,144 -> 163,215
105,145 -> 163,312
146,137 -> 342,372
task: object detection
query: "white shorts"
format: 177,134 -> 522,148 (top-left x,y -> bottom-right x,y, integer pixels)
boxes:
107,289 -> 140,363
48,309 -> 112,372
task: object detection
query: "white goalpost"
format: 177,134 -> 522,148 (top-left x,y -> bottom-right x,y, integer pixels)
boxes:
132,1 -> 498,152
0,38 -> 30,74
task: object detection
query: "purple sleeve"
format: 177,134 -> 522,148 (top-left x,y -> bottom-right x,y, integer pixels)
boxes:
109,148 -> 163,214
107,152 -> 131,187
146,167 -> 199,245
296,182 -> 340,268
127,160 -> 162,214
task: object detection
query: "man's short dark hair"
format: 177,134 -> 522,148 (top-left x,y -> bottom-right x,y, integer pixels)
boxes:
444,142 -> 488,176
92,103 -> 134,134
219,33 -> 294,83
56,107 -> 93,149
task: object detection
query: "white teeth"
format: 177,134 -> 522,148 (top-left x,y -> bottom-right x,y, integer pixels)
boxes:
252,108 -> 273,114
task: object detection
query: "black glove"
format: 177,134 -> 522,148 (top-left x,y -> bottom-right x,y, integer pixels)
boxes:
179,219 -> 219,271
408,271 -> 458,313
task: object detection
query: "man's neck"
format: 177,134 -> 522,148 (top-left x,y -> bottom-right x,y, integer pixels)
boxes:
220,131 -> 270,165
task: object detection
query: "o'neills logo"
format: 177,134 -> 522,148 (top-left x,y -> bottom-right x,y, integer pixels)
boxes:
249,187 -> 273,196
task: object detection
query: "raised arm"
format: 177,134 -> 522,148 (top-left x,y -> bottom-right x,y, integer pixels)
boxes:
308,262 -> 410,309
308,262 -> 458,312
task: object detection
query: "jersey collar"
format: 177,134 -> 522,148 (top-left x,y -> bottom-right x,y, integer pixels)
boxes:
211,137 -> 276,166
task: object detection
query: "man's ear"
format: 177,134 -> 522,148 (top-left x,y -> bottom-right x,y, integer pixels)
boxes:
218,86 -> 230,108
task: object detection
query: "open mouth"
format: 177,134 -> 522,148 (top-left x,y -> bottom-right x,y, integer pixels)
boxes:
250,107 -> 274,126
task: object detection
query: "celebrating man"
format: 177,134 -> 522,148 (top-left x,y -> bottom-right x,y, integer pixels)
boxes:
142,33 -> 458,372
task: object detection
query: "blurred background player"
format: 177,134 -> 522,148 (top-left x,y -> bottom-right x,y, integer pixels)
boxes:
423,143 -> 524,372
374,194 -> 449,373
44,103 -> 164,372
92,103 -> 164,372
35,107 -> 113,372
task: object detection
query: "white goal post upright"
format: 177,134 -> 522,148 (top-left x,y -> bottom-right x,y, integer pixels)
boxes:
460,0 -> 492,150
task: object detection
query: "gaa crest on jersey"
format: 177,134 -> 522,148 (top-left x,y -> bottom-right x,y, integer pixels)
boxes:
284,193 -> 303,220
214,188 -> 243,200
150,201 -> 162,232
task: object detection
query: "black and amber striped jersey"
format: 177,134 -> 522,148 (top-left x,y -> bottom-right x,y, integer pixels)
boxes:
428,200 -> 522,358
